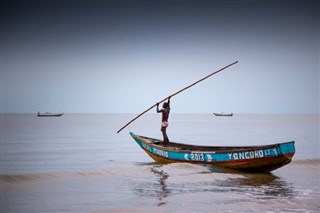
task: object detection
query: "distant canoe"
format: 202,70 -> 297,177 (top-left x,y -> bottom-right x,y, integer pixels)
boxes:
130,132 -> 295,173
213,113 -> 233,116
37,112 -> 64,117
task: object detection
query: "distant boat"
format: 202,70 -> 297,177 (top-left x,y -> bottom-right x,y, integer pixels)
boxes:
130,132 -> 295,173
213,112 -> 233,116
37,112 -> 64,117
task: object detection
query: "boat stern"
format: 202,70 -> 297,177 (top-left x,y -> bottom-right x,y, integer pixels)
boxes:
280,141 -> 295,160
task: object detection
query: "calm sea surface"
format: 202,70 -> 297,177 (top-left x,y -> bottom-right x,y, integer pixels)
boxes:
1,113 -> 319,213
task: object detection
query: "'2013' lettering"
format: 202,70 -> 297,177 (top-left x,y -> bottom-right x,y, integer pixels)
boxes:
190,153 -> 205,161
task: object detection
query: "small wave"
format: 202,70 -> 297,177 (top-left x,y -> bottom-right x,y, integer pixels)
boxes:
0,173 -> 48,182
0,163 -> 237,183
291,159 -> 320,166
0,169 -> 127,183
0,172 -> 106,183
4,159 -> 316,184
0,165 -> 160,183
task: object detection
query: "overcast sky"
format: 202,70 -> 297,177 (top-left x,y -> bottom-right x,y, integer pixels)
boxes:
1,0 -> 319,113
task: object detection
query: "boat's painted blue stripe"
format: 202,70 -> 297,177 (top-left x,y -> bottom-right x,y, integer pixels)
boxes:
280,142 -> 296,155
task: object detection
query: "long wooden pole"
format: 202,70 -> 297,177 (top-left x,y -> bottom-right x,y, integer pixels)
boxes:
117,60 -> 238,133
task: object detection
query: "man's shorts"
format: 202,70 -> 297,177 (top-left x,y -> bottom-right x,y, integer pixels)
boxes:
161,121 -> 169,128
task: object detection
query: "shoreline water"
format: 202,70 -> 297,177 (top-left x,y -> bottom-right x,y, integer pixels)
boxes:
2,161 -> 319,213
1,113 -> 319,212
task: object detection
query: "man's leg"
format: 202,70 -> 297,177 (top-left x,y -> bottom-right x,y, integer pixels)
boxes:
161,127 -> 169,146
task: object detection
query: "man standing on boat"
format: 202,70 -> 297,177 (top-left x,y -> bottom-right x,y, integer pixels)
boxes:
156,97 -> 171,146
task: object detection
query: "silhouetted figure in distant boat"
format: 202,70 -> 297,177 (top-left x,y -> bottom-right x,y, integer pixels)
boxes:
156,97 -> 171,146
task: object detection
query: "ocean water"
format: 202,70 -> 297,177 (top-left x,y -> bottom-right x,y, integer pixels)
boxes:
1,113 -> 319,213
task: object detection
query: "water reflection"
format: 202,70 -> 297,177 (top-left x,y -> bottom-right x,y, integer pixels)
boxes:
215,173 -> 295,199
133,164 -> 295,206
150,165 -> 170,206
133,165 -> 170,206
203,165 -> 296,199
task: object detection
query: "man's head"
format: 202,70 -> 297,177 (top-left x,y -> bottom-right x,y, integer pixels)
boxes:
163,102 -> 169,109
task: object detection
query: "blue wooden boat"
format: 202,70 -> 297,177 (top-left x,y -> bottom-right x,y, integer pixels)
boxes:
130,132 -> 295,172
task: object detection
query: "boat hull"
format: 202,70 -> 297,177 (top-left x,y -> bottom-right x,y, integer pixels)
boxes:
130,132 -> 295,172
213,113 -> 233,116
37,113 -> 64,117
